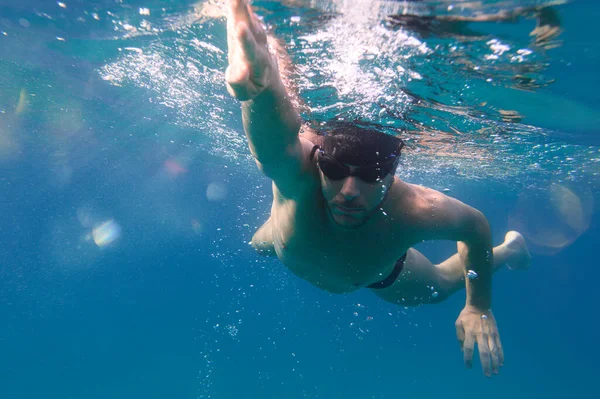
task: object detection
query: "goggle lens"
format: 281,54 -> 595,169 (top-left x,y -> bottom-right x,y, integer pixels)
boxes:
317,152 -> 396,183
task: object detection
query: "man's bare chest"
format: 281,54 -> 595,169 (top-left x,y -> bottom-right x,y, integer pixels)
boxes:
271,199 -> 406,292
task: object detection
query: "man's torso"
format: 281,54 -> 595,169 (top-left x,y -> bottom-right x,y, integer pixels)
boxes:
269,174 -> 422,294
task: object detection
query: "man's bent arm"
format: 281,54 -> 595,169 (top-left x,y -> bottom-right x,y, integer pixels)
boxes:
456,211 -> 493,310
451,209 -> 500,377
409,189 -> 494,310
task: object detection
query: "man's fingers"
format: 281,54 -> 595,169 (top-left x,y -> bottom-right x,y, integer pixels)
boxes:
225,0 -> 269,102
496,334 -> 505,367
228,0 -> 265,43
487,333 -> 500,375
242,2 -> 268,45
249,7 -> 268,45
455,320 -> 466,348
477,332 -> 492,377
227,21 -> 259,80
234,22 -> 258,63
227,0 -> 252,54
229,0 -> 252,26
456,311 -> 503,376
485,318 -> 502,374
463,333 -> 475,368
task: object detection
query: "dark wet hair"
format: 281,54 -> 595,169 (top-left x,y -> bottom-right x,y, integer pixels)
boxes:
321,120 -> 405,166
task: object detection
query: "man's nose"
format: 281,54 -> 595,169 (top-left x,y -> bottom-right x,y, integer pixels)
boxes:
340,176 -> 360,200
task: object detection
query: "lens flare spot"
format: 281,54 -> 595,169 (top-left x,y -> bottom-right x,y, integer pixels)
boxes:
15,88 -> 27,115
206,182 -> 228,201
164,159 -> 188,177
191,218 -> 202,235
509,183 -> 594,255
549,184 -> 586,232
92,220 -> 122,247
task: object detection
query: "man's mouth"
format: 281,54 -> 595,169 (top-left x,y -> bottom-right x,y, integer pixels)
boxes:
334,205 -> 363,214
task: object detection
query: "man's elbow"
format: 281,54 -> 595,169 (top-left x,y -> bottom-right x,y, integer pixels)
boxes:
456,211 -> 492,262
463,210 -> 492,247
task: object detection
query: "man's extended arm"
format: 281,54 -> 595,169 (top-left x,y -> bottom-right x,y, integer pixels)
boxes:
226,0 -> 307,186
240,79 -> 301,168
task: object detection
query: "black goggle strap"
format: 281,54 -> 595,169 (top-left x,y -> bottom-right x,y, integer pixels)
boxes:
309,144 -> 321,161
317,150 -> 344,168
317,152 -> 347,176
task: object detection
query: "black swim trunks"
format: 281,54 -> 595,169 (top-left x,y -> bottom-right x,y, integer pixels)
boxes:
367,253 -> 407,289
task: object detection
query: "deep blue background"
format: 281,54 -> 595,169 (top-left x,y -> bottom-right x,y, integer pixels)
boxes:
1,1 -> 599,398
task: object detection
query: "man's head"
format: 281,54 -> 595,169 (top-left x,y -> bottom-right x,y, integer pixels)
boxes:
316,121 -> 405,229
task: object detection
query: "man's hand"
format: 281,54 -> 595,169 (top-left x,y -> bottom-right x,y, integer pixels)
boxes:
455,305 -> 504,377
226,0 -> 277,101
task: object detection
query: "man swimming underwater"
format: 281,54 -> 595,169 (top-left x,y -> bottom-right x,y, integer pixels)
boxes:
224,0 -> 531,377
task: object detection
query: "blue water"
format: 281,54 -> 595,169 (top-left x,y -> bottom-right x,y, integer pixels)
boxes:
1,1 -> 599,398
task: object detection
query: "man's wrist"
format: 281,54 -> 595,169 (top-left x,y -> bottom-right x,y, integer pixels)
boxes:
466,294 -> 491,311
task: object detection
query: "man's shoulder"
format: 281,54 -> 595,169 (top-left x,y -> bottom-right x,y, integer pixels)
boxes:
388,180 -> 433,209
388,180 -> 481,242
387,180 -> 452,224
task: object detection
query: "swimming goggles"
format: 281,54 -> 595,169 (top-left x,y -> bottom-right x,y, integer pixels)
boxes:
316,149 -> 400,183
